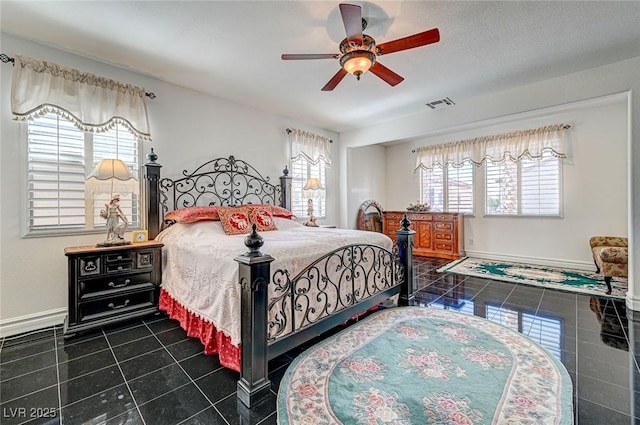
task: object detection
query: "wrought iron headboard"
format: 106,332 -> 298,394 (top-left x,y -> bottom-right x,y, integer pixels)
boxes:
144,152 -> 292,239
160,155 -> 285,213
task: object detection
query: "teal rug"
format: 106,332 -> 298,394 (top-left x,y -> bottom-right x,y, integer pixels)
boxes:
277,307 -> 573,424
438,257 -> 626,299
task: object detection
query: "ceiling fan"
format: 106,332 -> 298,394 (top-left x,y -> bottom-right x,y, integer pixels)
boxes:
281,3 -> 440,91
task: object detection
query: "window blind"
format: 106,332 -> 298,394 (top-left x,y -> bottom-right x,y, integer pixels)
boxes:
291,158 -> 326,218
28,114 -> 86,230
420,162 -> 473,214
27,113 -> 141,234
486,152 -> 560,216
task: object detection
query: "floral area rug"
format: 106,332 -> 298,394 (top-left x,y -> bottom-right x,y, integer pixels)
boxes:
437,257 -> 626,299
277,307 -> 573,424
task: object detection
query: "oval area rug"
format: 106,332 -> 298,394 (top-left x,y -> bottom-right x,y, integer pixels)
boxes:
277,306 -> 573,424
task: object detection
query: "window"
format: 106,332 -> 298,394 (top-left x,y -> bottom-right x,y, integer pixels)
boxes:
291,158 -> 326,219
27,113 -> 141,235
485,151 -> 561,216
420,161 -> 474,214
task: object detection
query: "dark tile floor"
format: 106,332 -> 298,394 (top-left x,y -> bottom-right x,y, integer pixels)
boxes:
1,257 -> 637,424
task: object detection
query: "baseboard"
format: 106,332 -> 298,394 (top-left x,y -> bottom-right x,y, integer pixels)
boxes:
0,308 -> 66,338
626,293 -> 640,312
462,249 -> 594,271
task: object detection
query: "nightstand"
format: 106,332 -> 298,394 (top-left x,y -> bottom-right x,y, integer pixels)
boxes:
64,241 -> 163,337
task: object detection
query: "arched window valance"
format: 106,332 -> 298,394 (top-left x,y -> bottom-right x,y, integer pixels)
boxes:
288,128 -> 332,167
11,55 -> 151,141
415,124 -> 568,170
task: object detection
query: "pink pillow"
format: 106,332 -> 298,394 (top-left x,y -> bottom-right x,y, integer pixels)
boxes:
270,205 -> 296,219
165,206 -> 220,224
218,206 -> 252,235
248,206 -> 278,232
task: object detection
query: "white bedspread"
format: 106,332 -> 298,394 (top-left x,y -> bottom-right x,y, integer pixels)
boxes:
156,218 -> 393,345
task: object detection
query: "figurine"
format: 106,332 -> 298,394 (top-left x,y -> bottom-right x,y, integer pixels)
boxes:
100,193 -> 129,244
304,215 -> 318,227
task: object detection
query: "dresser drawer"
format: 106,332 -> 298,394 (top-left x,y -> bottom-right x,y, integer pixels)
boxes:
433,214 -> 455,222
385,219 -> 400,229
407,213 -> 431,222
78,291 -> 155,323
79,272 -> 154,299
434,222 -> 453,231
434,232 -> 453,242
434,242 -> 453,252
384,212 -> 404,220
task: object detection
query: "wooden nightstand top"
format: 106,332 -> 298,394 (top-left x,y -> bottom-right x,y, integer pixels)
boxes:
65,240 -> 164,256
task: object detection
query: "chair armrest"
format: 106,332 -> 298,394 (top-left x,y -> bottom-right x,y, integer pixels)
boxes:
598,247 -> 628,263
590,236 -> 628,249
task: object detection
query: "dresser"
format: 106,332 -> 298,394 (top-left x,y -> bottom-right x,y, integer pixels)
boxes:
64,241 -> 163,337
382,211 -> 464,259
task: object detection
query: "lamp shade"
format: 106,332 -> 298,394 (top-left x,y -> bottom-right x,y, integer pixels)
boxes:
303,177 -> 324,191
86,159 -> 138,194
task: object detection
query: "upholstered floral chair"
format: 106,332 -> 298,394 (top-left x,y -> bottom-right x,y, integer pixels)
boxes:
590,236 -> 628,295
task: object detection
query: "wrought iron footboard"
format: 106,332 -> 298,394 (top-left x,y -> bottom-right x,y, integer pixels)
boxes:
268,244 -> 404,341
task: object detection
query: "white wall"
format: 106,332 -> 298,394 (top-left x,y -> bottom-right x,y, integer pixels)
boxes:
339,55 -> 639,310
346,144 -> 386,228
0,34 -> 338,336
384,96 -> 627,268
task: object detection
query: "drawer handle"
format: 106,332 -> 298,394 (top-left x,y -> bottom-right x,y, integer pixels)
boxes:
117,266 -> 123,271
108,299 -> 130,310
109,279 -> 131,288
117,255 -> 123,260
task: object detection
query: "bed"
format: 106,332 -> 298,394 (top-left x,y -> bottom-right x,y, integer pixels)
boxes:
143,152 -> 415,407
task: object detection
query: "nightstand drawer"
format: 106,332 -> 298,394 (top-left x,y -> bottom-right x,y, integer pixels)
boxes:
79,272 -> 154,298
106,262 -> 134,274
105,252 -> 133,263
78,291 -> 155,323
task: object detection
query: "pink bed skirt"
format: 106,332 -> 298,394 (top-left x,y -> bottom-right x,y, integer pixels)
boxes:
159,289 -> 241,372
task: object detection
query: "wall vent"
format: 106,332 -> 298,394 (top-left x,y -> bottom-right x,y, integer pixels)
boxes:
425,97 -> 455,110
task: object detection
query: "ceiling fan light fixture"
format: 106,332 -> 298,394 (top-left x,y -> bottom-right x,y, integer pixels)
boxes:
340,50 -> 376,79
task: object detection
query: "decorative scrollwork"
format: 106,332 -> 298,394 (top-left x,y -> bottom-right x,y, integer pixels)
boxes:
267,244 -> 403,341
158,155 -> 281,214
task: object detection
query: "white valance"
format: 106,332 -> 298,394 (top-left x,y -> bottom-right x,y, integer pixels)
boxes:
289,128 -> 332,167
11,55 -> 151,141
415,124 -> 568,170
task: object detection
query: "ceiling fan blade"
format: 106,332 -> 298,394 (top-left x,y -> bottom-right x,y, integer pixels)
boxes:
339,3 -> 363,45
369,62 -> 404,86
321,68 -> 348,91
281,54 -> 338,60
376,28 -> 440,56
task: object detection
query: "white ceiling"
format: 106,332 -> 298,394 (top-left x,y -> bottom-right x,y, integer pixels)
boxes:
2,1 -> 640,133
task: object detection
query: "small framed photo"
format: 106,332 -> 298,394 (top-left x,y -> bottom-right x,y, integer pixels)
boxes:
132,230 -> 148,243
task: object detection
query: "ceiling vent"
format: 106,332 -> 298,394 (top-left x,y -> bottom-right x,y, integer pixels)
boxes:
426,97 -> 455,110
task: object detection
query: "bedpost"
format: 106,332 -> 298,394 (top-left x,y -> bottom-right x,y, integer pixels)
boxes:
144,148 -> 162,240
235,225 -> 274,408
279,166 -> 293,210
396,214 -> 415,306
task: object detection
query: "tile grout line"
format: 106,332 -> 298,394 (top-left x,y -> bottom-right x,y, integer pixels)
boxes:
101,328 -> 147,425
53,326 -> 63,425
141,321 -> 231,425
